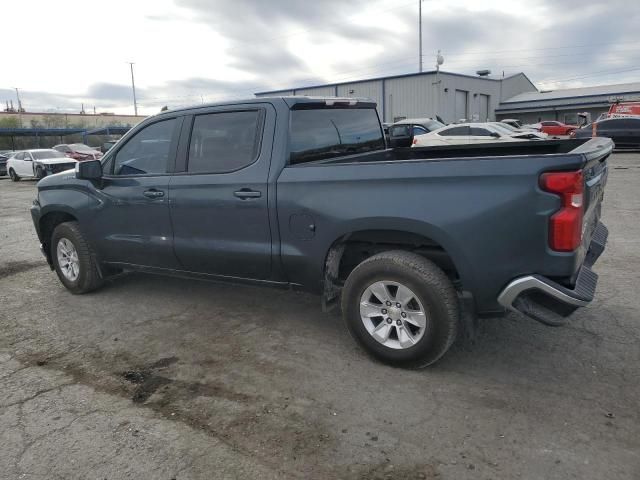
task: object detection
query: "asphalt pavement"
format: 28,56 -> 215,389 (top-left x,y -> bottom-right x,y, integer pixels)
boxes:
1,153 -> 639,479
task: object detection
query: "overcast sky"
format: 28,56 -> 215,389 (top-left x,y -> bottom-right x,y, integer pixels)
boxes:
2,0 -> 639,115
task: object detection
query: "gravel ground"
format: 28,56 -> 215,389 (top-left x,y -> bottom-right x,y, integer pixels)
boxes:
0,153 -> 639,480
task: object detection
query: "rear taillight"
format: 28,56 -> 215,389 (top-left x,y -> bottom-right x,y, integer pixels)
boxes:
540,170 -> 584,252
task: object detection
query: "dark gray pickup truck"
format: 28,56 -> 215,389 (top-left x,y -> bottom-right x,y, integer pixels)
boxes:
30,97 -> 612,367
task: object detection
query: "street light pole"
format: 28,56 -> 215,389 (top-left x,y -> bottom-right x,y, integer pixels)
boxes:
418,0 -> 423,73
128,62 -> 138,116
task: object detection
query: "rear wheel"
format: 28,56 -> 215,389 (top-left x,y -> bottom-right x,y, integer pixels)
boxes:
9,169 -> 20,182
341,251 -> 459,368
51,221 -> 103,294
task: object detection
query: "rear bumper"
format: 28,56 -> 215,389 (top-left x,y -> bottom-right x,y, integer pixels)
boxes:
497,222 -> 608,326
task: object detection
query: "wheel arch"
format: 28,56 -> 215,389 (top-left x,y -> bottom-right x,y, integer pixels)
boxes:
321,220 -> 475,309
39,209 -> 79,267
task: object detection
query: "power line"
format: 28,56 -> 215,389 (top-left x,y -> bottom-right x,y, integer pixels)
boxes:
537,66 -> 640,84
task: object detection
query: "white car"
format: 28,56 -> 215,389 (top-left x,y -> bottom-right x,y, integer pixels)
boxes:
412,123 -> 531,147
489,122 -> 548,139
7,149 -> 78,181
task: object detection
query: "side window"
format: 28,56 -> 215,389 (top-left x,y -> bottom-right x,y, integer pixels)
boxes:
14,152 -> 24,160
23,152 -> 32,161
470,127 -> 492,136
412,126 -> 428,135
607,119 -> 627,128
440,126 -> 469,136
541,121 -> 557,126
187,110 -> 261,173
289,107 -> 385,164
113,118 -> 176,175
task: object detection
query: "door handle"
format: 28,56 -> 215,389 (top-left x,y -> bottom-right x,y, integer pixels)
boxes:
143,189 -> 165,198
234,189 -> 262,199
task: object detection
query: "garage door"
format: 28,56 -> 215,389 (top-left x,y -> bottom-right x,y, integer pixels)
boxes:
479,94 -> 489,121
455,90 -> 468,121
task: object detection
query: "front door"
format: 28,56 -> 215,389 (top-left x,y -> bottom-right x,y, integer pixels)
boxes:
17,152 -> 34,176
86,116 -> 183,269
169,105 -> 274,279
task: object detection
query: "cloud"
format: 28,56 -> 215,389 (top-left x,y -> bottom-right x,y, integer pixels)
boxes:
3,0 -> 640,114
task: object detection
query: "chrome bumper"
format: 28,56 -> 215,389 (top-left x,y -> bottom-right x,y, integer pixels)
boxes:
497,222 -> 608,326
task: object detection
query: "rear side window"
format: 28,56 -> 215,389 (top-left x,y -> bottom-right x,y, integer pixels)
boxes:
188,110 -> 262,173
440,126 -> 469,136
470,127 -> 492,136
289,107 -> 384,164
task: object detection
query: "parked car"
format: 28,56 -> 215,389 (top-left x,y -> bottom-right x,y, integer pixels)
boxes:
0,150 -> 13,176
572,117 -> 640,148
490,122 -> 548,139
392,117 -> 446,136
500,118 -> 523,129
53,143 -> 103,161
7,149 -> 77,181
535,121 -> 577,136
411,122 -> 530,147
31,97 -> 611,368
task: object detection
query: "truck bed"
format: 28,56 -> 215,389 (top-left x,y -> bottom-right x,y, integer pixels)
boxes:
305,138 -> 607,165
277,137 -> 612,314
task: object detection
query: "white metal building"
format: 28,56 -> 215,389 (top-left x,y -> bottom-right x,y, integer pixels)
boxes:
495,82 -> 640,125
255,71 -> 537,124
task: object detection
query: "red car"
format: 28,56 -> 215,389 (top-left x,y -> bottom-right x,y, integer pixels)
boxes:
53,143 -> 103,161
537,121 -> 577,136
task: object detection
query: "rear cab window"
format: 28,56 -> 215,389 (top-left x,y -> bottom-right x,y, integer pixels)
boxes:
289,106 -> 385,164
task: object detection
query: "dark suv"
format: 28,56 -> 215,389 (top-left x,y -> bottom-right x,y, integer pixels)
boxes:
573,117 -> 640,148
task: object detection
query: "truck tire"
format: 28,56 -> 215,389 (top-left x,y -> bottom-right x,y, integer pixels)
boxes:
341,250 -> 459,368
9,169 -> 20,182
51,221 -> 103,294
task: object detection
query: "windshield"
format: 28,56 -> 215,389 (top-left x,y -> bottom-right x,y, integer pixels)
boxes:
32,150 -> 66,160
495,122 -> 517,132
69,143 -> 98,153
422,120 -> 445,131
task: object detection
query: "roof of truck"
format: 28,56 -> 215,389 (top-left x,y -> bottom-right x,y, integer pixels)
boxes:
152,96 -> 377,118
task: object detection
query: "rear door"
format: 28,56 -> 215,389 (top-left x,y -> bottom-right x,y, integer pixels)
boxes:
169,104 -> 275,279
628,118 -> 640,146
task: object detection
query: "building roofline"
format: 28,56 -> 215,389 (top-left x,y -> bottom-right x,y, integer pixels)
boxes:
255,70 -> 508,95
496,101 -> 612,113
502,72 -> 538,92
502,89 -> 640,105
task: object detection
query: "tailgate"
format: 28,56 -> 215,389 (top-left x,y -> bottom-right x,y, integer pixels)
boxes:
573,137 -> 612,251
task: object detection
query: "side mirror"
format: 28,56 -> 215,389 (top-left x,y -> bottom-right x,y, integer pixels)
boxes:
490,131 -> 501,138
388,125 -> 414,148
76,159 -> 102,180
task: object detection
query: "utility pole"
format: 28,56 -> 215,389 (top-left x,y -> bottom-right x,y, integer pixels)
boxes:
128,62 -> 138,116
418,0 -> 423,73
14,87 -> 24,112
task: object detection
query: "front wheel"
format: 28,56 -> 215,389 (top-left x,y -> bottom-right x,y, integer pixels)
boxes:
9,169 -> 20,182
341,251 -> 459,368
51,221 -> 103,294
